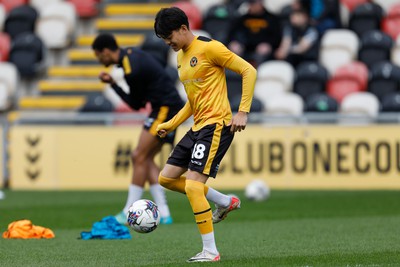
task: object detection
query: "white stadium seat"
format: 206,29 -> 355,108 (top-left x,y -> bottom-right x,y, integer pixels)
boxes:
0,4 -> 6,32
35,2 -> 77,49
319,29 -> 359,75
254,60 -> 295,110
266,92 -> 304,116
191,0 -> 224,14
0,84 -> 9,111
340,92 -> 380,123
0,62 -> 18,110
30,0 -> 64,14
263,0 -> 295,14
373,0 -> 399,12
391,35 -> 400,67
339,2 -> 350,27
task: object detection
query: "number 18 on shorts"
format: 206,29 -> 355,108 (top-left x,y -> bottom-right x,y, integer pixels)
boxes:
167,123 -> 234,178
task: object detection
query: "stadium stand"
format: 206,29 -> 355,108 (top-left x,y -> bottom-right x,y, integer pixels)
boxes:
381,92 -> 400,112
202,3 -> 239,44
358,30 -> 393,68
305,92 -> 339,112
327,61 -> 368,103
368,61 -> 400,101
95,18 -> 154,33
35,1 -> 77,49
0,4 -> 5,31
0,32 -> 10,61
348,2 -> 384,38
9,32 -> 46,78
266,92 -> 304,116
340,0 -> 368,12
191,0 -> 224,15
264,0 -> 295,15
67,49 -> 97,65
67,0 -> 99,19
102,0 -> 143,3
30,0 -> 63,13
373,0 -> 399,12
76,34 -> 144,47
4,4 -> 38,39
294,61 -> 329,101
340,92 -> 380,118
79,93 -> 114,113
338,61 -> 369,89
173,0 -> 203,30
254,60 -> 294,110
391,34 -> 400,66
230,94 -> 264,113
381,3 -> 400,40
0,62 -> 18,110
18,96 -> 86,110
0,0 -> 27,13
103,2 -> 169,17
47,66 -> 110,78
140,32 -> 170,67
279,4 -> 292,27
38,80 -> 105,96
3,0 -> 400,117
0,84 -> 8,110
319,29 -> 359,75
225,69 -> 243,104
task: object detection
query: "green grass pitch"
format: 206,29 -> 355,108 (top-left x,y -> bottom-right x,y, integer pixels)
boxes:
0,189 -> 400,266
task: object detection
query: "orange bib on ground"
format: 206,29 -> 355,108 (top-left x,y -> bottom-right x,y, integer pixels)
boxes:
2,219 -> 55,239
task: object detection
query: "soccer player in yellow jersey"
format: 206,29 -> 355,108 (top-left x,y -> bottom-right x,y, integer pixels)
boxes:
154,7 -> 257,262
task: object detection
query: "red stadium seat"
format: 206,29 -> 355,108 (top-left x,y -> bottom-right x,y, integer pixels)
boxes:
382,3 -> 400,40
340,0 -> 368,12
0,0 -> 28,13
335,61 -> 368,90
113,102 -> 150,126
67,0 -> 98,19
0,32 -> 10,61
173,1 -> 202,30
327,61 -> 368,103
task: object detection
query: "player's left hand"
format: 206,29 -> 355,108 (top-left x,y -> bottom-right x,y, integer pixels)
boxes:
228,111 -> 248,133
98,71 -> 115,84
156,122 -> 170,138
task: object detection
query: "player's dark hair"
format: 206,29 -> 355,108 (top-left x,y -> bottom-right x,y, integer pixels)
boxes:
154,7 -> 190,39
92,33 -> 119,51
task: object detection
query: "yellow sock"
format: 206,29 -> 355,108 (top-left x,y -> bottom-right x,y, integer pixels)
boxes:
159,174 -> 209,195
185,180 -> 213,235
159,174 -> 186,194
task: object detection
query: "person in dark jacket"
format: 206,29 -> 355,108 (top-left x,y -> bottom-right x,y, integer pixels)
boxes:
227,0 -> 282,67
275,6 -> 319,67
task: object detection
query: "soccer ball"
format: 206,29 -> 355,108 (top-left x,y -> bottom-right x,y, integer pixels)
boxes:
127,199 -> 160,233
245,179 -> 270,202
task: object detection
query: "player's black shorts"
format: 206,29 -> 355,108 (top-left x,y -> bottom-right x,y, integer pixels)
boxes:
167,123 -> 234,178
144,105 -> 180,144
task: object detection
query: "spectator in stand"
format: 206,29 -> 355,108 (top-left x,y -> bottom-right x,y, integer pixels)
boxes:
295,0 -> 341,35
274,6 -> 319,68
227,0 -> 282,67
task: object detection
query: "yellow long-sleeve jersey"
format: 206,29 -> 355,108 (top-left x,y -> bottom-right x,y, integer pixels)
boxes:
175,36 -> 257,132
